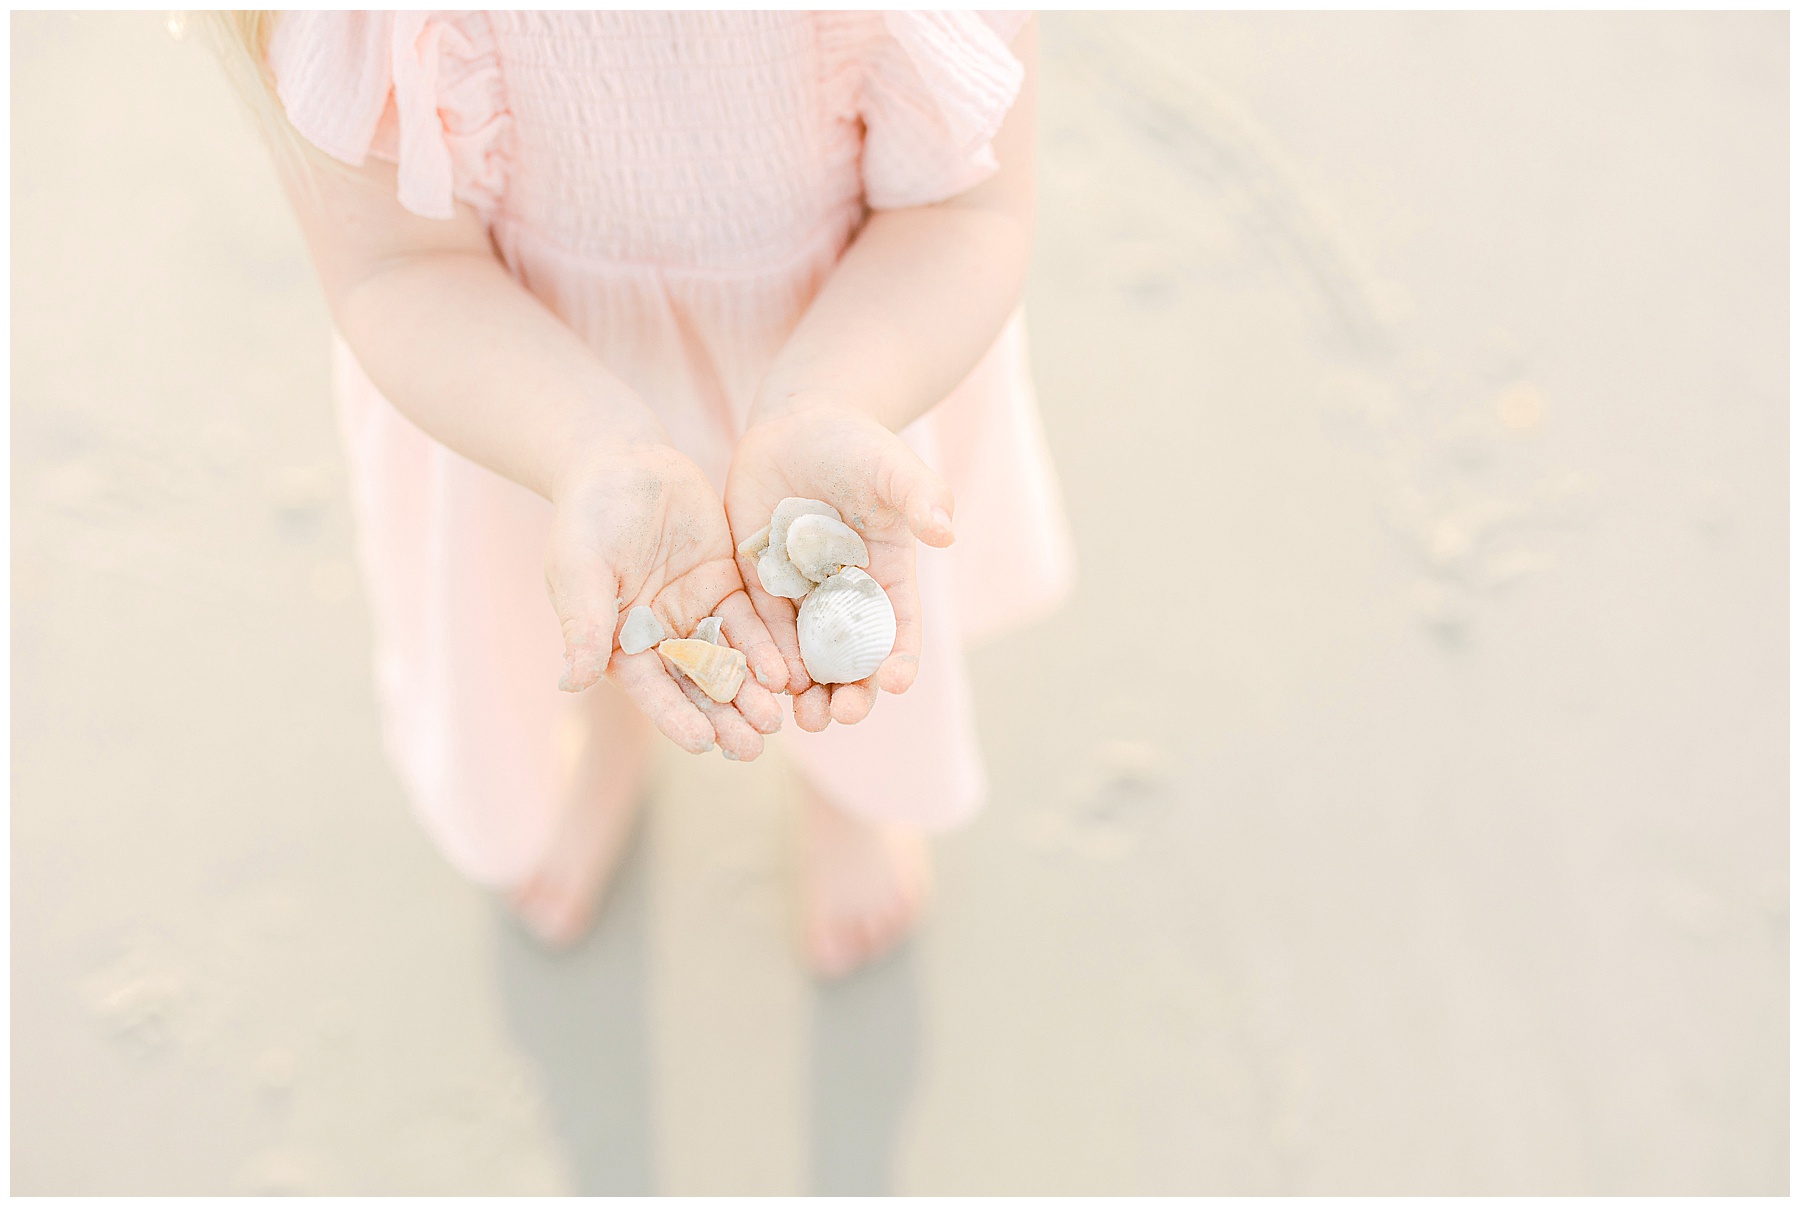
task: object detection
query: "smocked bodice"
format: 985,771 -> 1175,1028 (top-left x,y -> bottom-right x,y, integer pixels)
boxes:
269,10 -> 1028,276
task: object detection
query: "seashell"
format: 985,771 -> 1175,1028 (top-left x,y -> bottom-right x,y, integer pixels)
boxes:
693,615 -> 724,645
735,522 -> 771,561
768,497 -> 841,557
658,638 -> 747,703
618,605 -> 665,655
757,545 -> 814,599
786,513 -> 869,583
796,567 -> 896,684
754,497 -> 844,599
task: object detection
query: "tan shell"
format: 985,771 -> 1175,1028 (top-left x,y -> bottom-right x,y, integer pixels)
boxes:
786,513 -> 869,583
658,638 -> 747,703
796,567 -> 896,684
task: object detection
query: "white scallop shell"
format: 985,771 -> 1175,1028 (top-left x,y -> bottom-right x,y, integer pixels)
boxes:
618,605 -> 665,655
693,615 -> 724,645
796,567 -> 896,684
786,513 -> 869,583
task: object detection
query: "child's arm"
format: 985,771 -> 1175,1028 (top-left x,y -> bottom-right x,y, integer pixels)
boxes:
279,153 -> 788,757
724,18 -> 1039,731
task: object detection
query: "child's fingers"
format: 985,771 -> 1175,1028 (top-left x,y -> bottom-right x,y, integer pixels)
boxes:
738,556 -> 813,696
608,650 -> 715,754
669,670 -> 764,762
716,589 -> 788,694
877,442 -> 956,549
793,684 -> 832,732
545,547 -> 623,693
828,681 -> 878,726
875,651 -> 920,696
732,676 -> 784,736
872,544 -> 924,696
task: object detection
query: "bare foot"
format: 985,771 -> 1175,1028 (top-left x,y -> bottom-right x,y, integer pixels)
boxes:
798,777 -> 932,979
508,681 -> 654,949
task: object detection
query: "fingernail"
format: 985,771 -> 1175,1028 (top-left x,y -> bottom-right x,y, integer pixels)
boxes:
930,506 -> 953,531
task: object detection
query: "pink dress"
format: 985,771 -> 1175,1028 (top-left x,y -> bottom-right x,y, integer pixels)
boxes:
268,11 -> 1076,887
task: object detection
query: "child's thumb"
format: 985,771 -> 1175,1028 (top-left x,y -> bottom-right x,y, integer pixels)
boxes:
880,443 -> 956,549
545,549 -> 622,693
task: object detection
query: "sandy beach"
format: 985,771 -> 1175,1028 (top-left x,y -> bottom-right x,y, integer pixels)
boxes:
11,11 -> 1787,1193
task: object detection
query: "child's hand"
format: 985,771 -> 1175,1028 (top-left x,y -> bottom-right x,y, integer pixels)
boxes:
724,398 -> 955,731
550,442 -> 789,759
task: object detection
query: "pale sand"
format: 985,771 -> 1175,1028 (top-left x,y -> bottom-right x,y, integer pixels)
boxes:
11,11 -> 1786,1194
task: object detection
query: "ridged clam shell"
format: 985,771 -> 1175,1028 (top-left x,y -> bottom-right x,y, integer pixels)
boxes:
786,513 -> 869,583
693,615 -> 724,645
618,605 -> 665,655
757,546 -> 813,599
658,638 -> 747,703
796,567 -> 896,684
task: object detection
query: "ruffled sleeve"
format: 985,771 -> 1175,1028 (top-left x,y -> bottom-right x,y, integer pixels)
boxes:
858,11 -> 1030,211
266,10 -> 514,222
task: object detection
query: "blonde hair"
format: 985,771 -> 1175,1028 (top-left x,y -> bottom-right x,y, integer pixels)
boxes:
188,11 -> 337,181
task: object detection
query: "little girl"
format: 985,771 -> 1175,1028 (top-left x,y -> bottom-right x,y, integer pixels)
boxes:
215,11 -> 1074,977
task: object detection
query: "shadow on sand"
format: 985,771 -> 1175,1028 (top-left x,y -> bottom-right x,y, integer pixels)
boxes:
808,944 -> 924,1194
490,825 -> 924,1195
490,835 -> 657,1195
